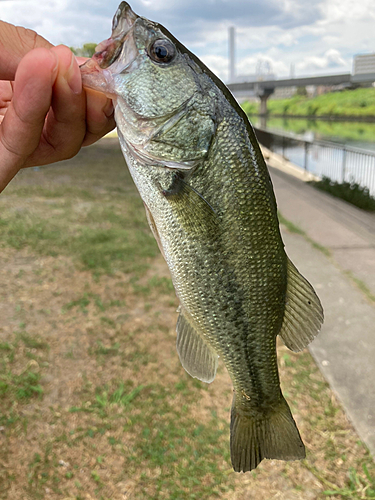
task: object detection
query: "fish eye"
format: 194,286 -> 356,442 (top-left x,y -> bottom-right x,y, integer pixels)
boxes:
149,39 -> 176,64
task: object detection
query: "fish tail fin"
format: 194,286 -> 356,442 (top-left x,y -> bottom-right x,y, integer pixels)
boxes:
230,393 -> 305,472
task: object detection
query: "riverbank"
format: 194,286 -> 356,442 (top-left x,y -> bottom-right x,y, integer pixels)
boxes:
248,115 -> 375,152
253,113 -> 375,123
242,87 -> 375,120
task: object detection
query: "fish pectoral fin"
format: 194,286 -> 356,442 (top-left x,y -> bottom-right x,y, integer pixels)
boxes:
143,202 -> 166,260
163,175 -> 220,237
176,310 -> 218,384
279,258 -> 324,352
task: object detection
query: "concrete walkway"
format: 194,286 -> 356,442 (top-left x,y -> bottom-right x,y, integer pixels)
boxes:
266,157 -> 375,458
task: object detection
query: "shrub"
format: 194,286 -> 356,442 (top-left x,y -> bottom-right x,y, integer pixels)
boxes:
309,176 -> 375,211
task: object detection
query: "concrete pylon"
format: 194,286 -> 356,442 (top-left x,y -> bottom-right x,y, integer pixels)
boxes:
257,87 -> 275,116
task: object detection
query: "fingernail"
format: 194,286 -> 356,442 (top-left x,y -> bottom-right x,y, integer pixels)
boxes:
66,53 -> 82,94
103,99 -> 114,117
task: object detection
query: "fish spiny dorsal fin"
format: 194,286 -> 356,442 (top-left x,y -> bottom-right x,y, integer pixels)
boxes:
176,309 -> 218,383
279,258 -> 324,352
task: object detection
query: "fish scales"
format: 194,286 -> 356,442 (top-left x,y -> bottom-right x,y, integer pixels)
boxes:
81,1 -> 324,472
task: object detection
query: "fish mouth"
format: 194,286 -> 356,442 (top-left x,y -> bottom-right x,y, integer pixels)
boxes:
80,2 -> 139,95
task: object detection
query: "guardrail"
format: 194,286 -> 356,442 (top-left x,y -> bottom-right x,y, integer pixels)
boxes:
254,126 -> 375,195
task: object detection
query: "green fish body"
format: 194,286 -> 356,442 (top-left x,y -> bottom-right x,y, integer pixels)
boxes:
81,2 -> 324,472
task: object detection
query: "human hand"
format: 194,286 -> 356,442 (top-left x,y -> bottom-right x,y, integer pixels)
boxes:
0,22 -> 115,193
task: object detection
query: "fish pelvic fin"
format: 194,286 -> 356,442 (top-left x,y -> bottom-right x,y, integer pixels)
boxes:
176,309 -> 218,384
279,258 -> 324,352
230,393 -> 305,473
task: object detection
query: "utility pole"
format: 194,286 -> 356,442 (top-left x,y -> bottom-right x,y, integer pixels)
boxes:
228,26 -> 235,83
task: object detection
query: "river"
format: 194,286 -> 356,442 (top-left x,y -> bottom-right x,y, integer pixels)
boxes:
248,116 -> 375,194
250,116 -> 375,153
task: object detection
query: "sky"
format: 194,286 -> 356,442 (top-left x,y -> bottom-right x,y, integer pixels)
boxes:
1,0 -> 375,82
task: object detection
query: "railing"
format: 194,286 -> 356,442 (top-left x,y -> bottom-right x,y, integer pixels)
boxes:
254,127 -> 375,196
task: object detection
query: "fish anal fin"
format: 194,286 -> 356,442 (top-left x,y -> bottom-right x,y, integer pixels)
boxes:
176,310 -> 218,384
279,258 -> 324,352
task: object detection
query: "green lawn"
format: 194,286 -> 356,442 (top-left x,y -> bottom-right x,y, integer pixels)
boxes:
0,138 -> 374,499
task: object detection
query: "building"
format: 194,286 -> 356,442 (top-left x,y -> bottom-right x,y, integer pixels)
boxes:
353,54 -> 375,75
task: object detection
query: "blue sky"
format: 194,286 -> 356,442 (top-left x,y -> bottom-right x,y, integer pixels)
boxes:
1,0 -> 374,81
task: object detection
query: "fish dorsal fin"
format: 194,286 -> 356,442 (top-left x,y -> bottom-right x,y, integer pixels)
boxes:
176,310 -> 218,383
279,259 -> 324,352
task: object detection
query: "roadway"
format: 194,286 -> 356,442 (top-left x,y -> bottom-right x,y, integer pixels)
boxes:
227,71 -> 375,94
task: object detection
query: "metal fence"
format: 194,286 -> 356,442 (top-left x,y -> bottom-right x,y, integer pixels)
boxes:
254,127 -> 375,196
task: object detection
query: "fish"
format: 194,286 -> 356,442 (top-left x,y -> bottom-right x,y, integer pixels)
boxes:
80,2 -> 324,473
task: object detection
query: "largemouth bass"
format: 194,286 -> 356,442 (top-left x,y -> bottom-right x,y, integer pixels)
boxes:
81,2 -> 324,472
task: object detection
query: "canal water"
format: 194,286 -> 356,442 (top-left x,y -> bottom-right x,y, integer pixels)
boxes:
250,116 -> 375,152
249,116 -> 375,195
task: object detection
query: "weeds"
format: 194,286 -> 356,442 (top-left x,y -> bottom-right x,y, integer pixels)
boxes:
18,332 -> 49,350
309,176 -> 375,211
322,465 -> 375,498
0,369 -> 43,401
278,211 -> 331,257
69,382 -> 145,417
343,270 -> 375,303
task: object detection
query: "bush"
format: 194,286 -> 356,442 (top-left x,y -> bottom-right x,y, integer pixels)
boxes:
241,100 -> 259,115
309,176 -> 375,211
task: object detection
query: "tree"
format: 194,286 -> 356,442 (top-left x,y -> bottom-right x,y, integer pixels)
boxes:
70,43 -> 97,58
296,86 -> 308,97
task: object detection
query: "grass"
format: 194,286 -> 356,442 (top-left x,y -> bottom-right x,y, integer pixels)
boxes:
0,333 -> 47,428
343,270 -> 375,304
77,380 -> 232,499
309,176 -> 375,211
278,211 -> 331,257
323,465 -> 375,498
242,88 -> 375,118
0,212 -> 158,276
0,139 -> 374,499
0,369 -> 43,401
0,166 -> 158,277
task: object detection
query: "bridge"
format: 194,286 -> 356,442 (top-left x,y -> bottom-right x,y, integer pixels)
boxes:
227,72 -> 375,114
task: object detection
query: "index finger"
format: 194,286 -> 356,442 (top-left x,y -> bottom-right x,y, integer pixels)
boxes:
0,48 -> 57,192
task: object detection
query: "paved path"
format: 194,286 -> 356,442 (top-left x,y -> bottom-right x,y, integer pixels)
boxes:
268,163 -> 375,458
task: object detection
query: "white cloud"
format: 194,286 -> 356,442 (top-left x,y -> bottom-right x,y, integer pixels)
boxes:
199,54 -> 229,80
0,0 -> 374,80
297,49 -> 347,72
